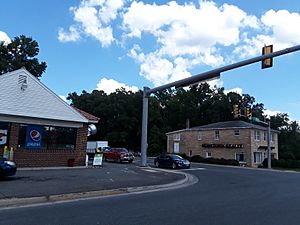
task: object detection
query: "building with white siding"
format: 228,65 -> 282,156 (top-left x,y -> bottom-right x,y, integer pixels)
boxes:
0,68 -> 98,167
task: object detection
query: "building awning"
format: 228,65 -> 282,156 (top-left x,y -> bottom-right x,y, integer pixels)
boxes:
258,146 -> 275,150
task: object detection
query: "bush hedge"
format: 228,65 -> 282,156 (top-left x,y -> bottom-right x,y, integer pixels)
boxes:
189,155 -> 239,166
262,158 -> 300,169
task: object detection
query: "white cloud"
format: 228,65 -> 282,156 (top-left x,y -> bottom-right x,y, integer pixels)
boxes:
59,1 -> 300,89
58,26 -> 81,42
59,95 -> 67,101
123,1 -> 259,85
224,87 -> 243,95
58,0 -> 125,47
96,78 -> 139,94
235,9 -> 300,57
0,31 -> 11,45
264,109 -> 281,118
123,1 -> 255,57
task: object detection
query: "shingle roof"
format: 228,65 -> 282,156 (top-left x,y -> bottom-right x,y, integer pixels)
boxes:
191,120 -> 278,132
166,120 -> 279,135
72,106 -> 99,123
0,68 -> 88,125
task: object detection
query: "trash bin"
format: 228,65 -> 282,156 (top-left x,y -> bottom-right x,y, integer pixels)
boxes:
67,158 -> 75,167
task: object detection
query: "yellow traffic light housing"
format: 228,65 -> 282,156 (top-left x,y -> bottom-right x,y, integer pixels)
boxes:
233,104 -> 240,118
245,108 -> 252,118
262,45 -> 273,69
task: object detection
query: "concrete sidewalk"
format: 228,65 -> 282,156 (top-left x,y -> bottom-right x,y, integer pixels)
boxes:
0,162 -> 188,208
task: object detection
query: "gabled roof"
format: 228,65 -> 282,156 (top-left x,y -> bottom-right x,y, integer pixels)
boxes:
72,106 -> 100,123
166,120 -> 279,135
0,69 -> 88,126
191,120 -> 268,130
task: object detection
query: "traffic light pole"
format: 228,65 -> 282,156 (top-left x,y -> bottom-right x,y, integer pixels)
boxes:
267,120 -> 272,169
140,44 -> 300,167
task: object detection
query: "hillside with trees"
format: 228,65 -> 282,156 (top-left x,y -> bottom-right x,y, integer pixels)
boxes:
68,84 -> 300,159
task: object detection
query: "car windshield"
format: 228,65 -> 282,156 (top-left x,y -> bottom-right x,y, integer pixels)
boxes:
170,155 -> 183,160
113,148 -> 128,153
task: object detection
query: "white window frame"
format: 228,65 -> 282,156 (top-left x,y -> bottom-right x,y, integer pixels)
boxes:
254,130 -> 260,141
215,130 -> 220,140
263,132 -> 267,141
173,133 -> 180,141
173,142 -> 180,153
254,152 -> 262,164
206,152 -> 212,158
235,152 -> 245,162
197,132 -> 202,140
271,133 -> 274,142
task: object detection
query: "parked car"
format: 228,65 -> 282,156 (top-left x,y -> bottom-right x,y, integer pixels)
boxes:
154,154 -> 190,169
0,157 -> 17,178
103,148 -> 134,163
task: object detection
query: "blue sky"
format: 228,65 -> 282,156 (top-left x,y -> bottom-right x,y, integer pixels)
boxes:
1,0 -> 300,121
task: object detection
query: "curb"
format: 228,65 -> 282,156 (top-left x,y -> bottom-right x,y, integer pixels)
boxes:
191,162 -> 300,173
0,168 -> 198,209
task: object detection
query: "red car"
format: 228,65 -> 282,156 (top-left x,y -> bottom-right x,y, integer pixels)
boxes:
103,148 -> 134,163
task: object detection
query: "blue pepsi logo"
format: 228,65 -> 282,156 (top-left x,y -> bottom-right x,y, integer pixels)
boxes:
30,130 -> 41,142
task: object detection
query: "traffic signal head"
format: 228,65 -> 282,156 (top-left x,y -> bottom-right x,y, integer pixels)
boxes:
233,105 -> 240,118
262,45 -> 273,69
246,108 -> 252,118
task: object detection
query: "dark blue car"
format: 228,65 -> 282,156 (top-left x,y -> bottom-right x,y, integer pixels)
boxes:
0,157 -> 17,178
154,154 -> 190,169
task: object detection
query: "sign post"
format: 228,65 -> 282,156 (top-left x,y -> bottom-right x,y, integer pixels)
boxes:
93,153 -> 103,167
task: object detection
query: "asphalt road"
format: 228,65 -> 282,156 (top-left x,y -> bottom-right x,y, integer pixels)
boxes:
1,164 -> 300,225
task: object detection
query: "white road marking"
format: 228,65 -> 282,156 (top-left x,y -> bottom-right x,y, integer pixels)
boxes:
142,169 -> 161,173
185,168 -> 206,171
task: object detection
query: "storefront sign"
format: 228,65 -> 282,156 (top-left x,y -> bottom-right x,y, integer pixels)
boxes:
0,129 -> 8,145
0,123 -> 9,146
93,153 -> 103,167
202,143 -> 243,148
25,125 -> 43,148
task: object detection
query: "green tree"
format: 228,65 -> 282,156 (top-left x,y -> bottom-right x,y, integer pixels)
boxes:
0,35 -> 47,77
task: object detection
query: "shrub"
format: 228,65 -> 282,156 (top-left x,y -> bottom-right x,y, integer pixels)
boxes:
190,155 -> 239,166
262,158 -> 300,169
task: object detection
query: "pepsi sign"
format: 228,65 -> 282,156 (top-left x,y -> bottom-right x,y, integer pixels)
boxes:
25,125 -> 43,148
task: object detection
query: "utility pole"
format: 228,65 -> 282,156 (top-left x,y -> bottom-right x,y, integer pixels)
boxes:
141,87 -> 149,167
140,44 -> 300,167
267,120 -> 272,169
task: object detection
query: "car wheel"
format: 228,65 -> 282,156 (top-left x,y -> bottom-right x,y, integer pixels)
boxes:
172,162 -> 177,169
117,157 -> 122,163
154,161 -> 159,168
129,160 -> 133,163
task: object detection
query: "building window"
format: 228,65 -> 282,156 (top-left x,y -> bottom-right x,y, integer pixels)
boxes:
234,130 -> 240,136
254,130 -> 260,141
197,132 -> 202,140
206,152 -> 212,158
215,130 -> 220,140
18,125 -> 77,150
189,150 -> 193,157
254,152 -> 262,163
271,133 -> 274,142
173,133 -> 180,141
174,142 -> 180,153
235,152 -> 245,162
263,132 -> 267,141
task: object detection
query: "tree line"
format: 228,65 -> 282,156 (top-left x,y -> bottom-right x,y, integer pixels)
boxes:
67,85 -> 300,159
1,35 -> 299,160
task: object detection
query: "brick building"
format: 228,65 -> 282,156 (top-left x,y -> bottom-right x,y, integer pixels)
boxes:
166,120 -> 279,167
0,69 -> 98,167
